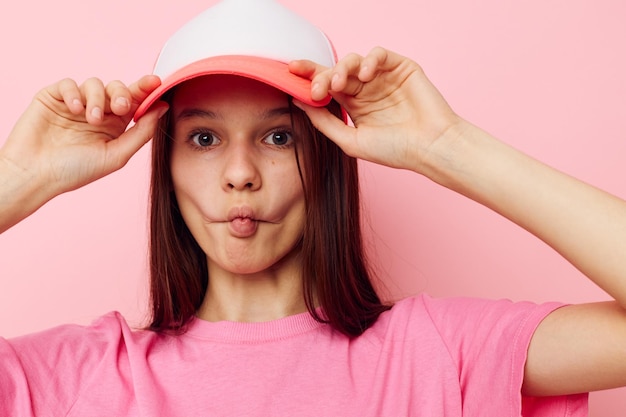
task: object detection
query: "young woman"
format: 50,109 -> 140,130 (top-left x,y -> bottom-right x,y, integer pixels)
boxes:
1,0 -> 625,415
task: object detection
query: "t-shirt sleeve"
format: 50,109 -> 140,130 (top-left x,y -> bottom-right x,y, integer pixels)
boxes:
420,295 -> 588,417
0,312 -> 131,416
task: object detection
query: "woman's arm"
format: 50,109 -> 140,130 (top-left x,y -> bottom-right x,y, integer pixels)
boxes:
0,76 -> 167,233
430,120 -> 626,305
291,47 -> 626,395
428,119 -> 626,396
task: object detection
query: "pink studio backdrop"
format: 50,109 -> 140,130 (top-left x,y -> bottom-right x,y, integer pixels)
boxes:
1,0 -> 624,414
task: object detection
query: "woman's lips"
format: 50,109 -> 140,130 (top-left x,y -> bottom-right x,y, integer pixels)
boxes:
226,207 -> 259,238
228,217 -> 258,238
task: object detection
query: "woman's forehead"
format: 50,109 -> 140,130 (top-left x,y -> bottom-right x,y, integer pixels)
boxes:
171,75 -> 290,111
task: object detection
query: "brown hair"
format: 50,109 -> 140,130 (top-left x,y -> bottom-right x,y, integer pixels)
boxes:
147,92 -> 391,337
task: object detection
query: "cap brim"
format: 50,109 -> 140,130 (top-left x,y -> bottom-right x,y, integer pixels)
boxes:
133,55 -> 331,121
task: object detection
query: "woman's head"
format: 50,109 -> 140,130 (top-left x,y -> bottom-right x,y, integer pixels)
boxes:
144,0 -> 390,336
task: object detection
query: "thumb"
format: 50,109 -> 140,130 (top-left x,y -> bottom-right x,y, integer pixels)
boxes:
293,100 -> 359,157
107,103 -> 169,169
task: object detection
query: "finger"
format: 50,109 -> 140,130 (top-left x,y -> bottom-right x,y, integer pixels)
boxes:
80,77 -> 106,124
309,53 -> 367,99
291,54 -> 369,100
105,80 -> 132,116
128,75 -> 162,110
359,47 -> 391,82
328,53 -> 365,92
288,59 -> 331,102
293,100 -> 358,157
288,59 -> 325,79
360,47 -> 414,85
105,101 -> 169,170
54,78 -> 84,115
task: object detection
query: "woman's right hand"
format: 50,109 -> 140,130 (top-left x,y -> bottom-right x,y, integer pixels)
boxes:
0,75 -> 168,232
2,75 -> 167,195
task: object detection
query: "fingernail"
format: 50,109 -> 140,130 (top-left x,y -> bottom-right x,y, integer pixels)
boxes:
115,97 -> 130,108
331,73 -> 339,86
91,107 -> 102,120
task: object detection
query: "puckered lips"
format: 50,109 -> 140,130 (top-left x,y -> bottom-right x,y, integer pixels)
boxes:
227,206 -> 259,238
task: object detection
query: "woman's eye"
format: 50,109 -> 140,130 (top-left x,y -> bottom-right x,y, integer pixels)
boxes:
190,131 -> 219,147
264,131 -> 293,147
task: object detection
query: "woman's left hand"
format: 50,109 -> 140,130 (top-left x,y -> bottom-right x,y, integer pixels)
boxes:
289,47 -> 463,174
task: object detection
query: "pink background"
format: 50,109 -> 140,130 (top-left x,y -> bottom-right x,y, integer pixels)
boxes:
1,0 -> 624,414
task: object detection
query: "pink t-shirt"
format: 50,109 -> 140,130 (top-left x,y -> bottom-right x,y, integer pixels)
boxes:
0,294 -> 587,416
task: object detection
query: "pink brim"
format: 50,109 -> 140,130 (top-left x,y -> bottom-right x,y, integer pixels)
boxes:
133,55 -> 331,121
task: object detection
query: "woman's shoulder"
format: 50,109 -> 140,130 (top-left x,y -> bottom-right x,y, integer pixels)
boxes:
370,293 -> 565,344
5,311 -> 162,356
1,312 -> 167,415
387,293 -> 563,321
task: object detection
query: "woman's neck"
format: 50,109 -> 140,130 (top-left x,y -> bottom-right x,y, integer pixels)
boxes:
196,252 -> 308,322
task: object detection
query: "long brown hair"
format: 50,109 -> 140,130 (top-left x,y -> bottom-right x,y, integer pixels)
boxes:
148,90 -> 391,337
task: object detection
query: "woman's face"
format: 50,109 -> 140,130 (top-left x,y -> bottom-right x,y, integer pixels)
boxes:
169,75 -> 305,276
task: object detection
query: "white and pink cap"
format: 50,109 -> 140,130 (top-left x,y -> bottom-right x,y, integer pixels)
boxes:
134,0 -> 337,120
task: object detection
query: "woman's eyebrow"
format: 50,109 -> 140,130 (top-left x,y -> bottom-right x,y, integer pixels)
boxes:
176,108 -> 221,121
261,107 -> 292,120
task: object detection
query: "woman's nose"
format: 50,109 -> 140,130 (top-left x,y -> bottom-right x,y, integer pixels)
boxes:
221,142 -> 261,191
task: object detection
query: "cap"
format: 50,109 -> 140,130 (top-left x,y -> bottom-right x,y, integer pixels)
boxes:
133,0 -> 337,121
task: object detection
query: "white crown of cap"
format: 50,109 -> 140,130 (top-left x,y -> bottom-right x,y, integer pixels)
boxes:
154,0 -> 336,79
